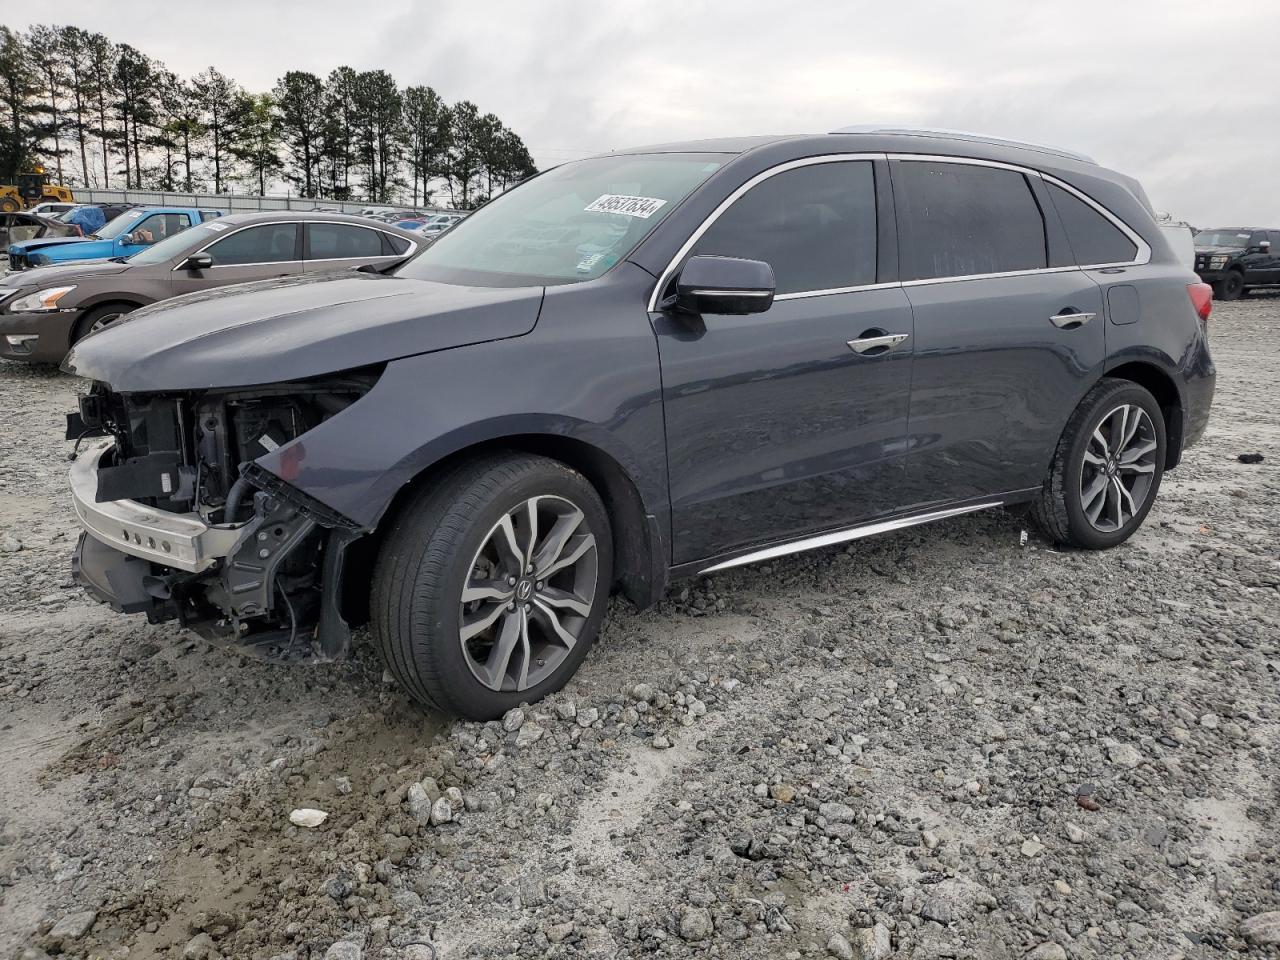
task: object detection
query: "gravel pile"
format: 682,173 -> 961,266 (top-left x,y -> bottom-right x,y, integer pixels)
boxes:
1,298 -> 1277,959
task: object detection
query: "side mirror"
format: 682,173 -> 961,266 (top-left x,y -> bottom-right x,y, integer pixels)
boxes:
181,253 -> 213,271
1260,240 -> 1272,253
673,255 -> 775,316
118,233 -> 135,245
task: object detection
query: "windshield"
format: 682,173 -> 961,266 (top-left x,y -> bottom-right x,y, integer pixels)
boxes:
126,221 -> 220,265
1194,230 -> 1252,249
397,153 -> 724,285
96,208 -> 153,240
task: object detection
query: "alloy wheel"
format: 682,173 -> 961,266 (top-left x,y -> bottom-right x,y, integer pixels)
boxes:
458,495 -> 598,692
1078,404 -> 1158,532
87,312 -> 124,335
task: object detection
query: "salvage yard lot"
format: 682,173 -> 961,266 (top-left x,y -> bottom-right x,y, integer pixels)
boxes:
1,299 -> 1277,959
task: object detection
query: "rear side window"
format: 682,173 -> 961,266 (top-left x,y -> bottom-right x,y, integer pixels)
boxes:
206,224 -> 299,265
1045,182 -> 1138,265
309,223 -> 384,259
384,232 -> 411,255
689,160 -> 877,295
895,161 -> 1047,280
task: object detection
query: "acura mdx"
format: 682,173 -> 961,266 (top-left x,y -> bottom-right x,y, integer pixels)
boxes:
61,127 -> 1216,719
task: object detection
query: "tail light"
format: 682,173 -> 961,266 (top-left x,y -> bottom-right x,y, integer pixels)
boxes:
1187,282 -> 1212,322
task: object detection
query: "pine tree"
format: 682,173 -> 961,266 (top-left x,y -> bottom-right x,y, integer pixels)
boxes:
403,85 -> 450,206
191,67 -> 240,193
0,26 -> 41,182
273,71 -> 325,197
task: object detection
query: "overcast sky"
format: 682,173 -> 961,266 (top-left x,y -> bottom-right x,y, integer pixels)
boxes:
12,0 -> 1279,225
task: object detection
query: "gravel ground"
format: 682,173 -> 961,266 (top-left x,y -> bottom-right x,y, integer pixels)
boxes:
0,297 -> 1277,960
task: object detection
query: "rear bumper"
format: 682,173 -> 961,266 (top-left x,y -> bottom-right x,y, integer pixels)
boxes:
0,309 -> 79,363
70,442 -> 247,572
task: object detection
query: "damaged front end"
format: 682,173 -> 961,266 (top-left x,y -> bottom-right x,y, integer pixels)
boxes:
67,370 -> 380,660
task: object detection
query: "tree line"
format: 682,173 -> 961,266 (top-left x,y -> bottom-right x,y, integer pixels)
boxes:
0,24 -> 538,208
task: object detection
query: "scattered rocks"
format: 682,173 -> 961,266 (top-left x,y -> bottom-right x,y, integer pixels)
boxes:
288,807 -> 328,828
826,932 -> 855,959
47,910 -> 97,941
677,906 -> 714,941
1242,912 -> 1280,945
1025,943 -> 1068,960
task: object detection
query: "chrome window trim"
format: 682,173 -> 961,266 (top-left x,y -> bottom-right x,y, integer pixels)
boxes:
646,152 -> 886,312
774,281 -> 899,301
171,220 -> 418,272
648,152 -> 1152,308
887,153 -> 1151,271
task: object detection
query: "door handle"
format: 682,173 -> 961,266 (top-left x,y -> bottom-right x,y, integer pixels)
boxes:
1049,310 -> 1097,329
847,333 -> 910,355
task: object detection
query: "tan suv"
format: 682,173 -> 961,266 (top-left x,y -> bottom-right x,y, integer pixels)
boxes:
0,211 -> 418,364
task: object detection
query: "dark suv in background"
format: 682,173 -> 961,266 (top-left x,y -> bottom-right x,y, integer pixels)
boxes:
1193,227 -> 1280,299
61,127 -> 1215,719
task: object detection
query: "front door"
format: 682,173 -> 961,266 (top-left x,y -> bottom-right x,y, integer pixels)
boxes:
117,211 -> 192,258
654,158 -> 915,565
170,222 -> 303,296
890,159 -> 1107,508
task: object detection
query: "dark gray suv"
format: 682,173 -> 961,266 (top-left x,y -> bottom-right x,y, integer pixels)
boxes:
61,127 -> 1216,719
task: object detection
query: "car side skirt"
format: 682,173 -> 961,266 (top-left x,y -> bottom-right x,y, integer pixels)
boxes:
678,488 -> 1041,577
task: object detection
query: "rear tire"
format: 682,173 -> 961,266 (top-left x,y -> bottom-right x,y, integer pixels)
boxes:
371,453 -> 613,719
1030,379 -> 1166,549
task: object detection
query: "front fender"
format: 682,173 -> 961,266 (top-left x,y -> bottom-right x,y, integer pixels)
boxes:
252,317 -> 668,532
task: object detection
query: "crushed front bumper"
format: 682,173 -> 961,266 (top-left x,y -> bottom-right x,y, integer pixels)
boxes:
70,441 -> 247,572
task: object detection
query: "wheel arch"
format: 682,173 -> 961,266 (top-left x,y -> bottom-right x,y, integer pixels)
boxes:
1103,359 -> 1185,468
341,432 -> 667,626
71,299 -> 149,343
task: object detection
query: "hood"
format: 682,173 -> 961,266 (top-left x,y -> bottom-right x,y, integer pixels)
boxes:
4,260 -> 130,289
9,235 -> 94,253
63,271 -> 545,392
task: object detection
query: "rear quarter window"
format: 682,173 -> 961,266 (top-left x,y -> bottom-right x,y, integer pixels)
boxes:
1045,182 -> 1138,266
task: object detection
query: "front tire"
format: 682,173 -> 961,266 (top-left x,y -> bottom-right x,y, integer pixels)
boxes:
71,303 -> 135,345
371,454 -> 613,719
1031,379 -> 1166,549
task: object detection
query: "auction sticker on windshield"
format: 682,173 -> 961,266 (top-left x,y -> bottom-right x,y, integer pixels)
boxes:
585,195 -> 668,218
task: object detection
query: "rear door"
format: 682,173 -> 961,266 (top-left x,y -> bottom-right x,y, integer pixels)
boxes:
170,222 -> 303,296
893,158 -> 1107,508
654,157 -> 916,565
303,222 -> 407,272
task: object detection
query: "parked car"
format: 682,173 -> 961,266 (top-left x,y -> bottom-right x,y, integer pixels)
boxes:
61,127 -> 1214,720
0,212 -> 418,363
27,201 -> 76,219
1193,227 -> 1280,300
7,206 -> 222,271
411,213 -> 467,236
1156,212 -> 1195,271
0,211 -> 77,255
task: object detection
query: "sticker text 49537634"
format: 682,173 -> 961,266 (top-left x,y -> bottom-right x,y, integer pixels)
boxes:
584,195 -> 668,219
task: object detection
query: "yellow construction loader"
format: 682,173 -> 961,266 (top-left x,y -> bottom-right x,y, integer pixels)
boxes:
0,168 -> 75,212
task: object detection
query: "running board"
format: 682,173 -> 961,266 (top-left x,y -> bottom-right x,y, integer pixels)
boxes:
697,501 -> 1005,574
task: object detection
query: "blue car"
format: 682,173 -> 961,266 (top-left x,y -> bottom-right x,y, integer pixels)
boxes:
7,206 -> 223,271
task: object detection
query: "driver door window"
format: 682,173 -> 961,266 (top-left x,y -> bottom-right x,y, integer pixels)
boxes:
170,223 -> 301,296
129,213 -> 191,247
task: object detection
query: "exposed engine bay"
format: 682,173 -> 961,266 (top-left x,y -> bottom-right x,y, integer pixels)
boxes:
67,369 -> 381,659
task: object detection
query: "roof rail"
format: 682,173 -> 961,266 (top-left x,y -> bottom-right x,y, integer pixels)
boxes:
829,125 -> 1097,164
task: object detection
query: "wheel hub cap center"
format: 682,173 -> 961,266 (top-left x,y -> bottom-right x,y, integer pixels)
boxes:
515,579 -> 534,602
